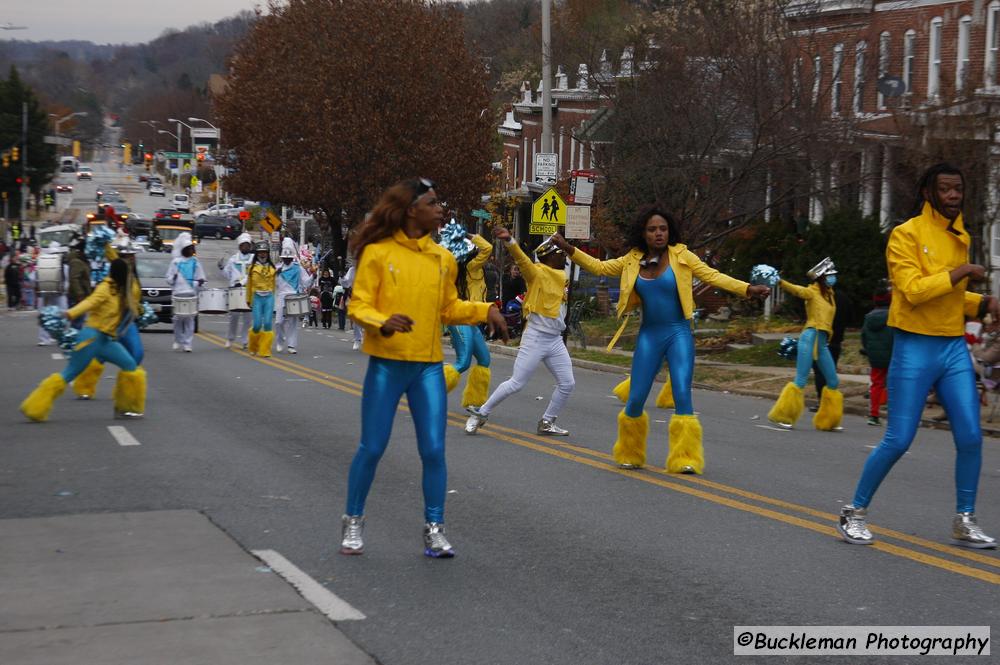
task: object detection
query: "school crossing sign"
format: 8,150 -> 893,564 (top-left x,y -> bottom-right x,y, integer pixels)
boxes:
530,188 -> 567,235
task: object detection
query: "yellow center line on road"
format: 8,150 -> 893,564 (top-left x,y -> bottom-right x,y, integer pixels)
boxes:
196,331 -> 1000,584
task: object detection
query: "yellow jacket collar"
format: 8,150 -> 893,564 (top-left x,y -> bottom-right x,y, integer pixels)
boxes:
392,228 -> 436,252
920,201 -> 967,238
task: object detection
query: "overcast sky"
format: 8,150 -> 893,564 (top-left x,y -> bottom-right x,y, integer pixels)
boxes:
1,1 -> 266,44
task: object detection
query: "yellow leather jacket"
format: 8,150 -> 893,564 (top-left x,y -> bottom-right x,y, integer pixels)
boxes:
349,230 -> 492,362
506,240 -> 566,319
465,234 -> 493,303
67,279 -> 137,337
779,280 -> 835,336
246,264 -> 277,305
887,203 -> 982,336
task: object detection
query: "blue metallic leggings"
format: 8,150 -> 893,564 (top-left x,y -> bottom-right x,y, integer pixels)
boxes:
346,357 -> 449,523
119,322 -> 144,364
251,293 -> 274,332
852,332 -> 981,513
626,322 -> 695,417
62,327 -> 137,382
448,324 -> 491,372
794,328 -> 839,389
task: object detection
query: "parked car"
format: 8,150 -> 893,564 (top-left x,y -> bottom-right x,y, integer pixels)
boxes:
149,182 -> 165,196
194,215 -> 240,240
55,183 -> 73,193
172,193 -> 190,213
76,166 -> 92,180
134,252 -> 175,324
193,203 -> 235,220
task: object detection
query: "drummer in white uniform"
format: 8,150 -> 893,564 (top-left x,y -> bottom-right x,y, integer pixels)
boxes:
223,233 -> 254,349
274,238 -> 313,354
165,232 -> 206,352
36,242 -> 69,346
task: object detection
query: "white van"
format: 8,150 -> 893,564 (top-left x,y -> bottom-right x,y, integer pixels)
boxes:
172,193 -> 190,213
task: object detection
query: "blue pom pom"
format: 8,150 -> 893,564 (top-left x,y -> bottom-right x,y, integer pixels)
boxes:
777,335 -> 798,360
39,306 -> 78,354
439,220 -> 475,262
750,264 -> 780,287
138,302 -> 159,328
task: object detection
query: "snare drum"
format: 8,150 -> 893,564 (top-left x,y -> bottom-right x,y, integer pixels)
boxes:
172,296 -> 198,317
198,288 -> 228,314
227,286 -> 249,311
36,254 -> 64,294
284,293 -> 310,316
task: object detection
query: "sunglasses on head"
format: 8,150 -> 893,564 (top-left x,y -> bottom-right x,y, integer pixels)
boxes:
411,177 -> 436,203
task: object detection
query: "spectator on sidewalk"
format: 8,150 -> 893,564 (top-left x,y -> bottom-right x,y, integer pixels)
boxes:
4,255 -> 21,309
860,284 -> 894,426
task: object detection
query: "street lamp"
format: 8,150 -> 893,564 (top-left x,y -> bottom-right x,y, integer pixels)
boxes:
49,111 -> 87,136
188,117 -> 223,205
158,129 -> 180,152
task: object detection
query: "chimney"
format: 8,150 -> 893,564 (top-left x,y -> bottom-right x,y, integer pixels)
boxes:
520,81 -> 532,104
577,63 -> 589,90
600,49 -> 611,77
620,46 -> 634,77
556,65 -> 568,90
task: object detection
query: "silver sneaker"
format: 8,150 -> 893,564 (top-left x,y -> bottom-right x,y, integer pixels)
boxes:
423,522 -> 455,558
952,512 -> 997,549
114,410 -> 144,419
838,505 -> 874,545
537,418 -> 569,436
465,406 -> 487,434
340,514 -> 365,555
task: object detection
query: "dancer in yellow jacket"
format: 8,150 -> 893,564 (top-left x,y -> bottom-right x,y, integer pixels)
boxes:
21,258 -> 147,422
550,206 -> 768,472
768,257 -> 843,431
246,241 -> 277,358
340,177 -> 508,558
441,228 -> 494,407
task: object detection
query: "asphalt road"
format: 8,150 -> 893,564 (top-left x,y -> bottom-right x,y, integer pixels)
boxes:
3,282 -> 1000,664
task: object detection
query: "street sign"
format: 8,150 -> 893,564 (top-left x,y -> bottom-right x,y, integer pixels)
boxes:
164,151 -> 194,159
530,187 -> 566,234
565,206 -> 591,240
568,169 -> 596,205
238,210 -> 251,221
877,75 -> 906,97
260,210 -> 283,234
43,136 -> 73,146
534,153 -> 558,185
471,208 -> 492,220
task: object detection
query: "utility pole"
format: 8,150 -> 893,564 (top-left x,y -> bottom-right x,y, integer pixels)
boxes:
20,102 -> 27,224
541,0 -> 553,154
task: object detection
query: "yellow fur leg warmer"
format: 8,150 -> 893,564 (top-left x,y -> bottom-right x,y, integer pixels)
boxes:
113,367 -> 147,415
666,414 -> 704,474
21,373 -> 67,422
443,364 -> 461,393
247,330 -> 259,355
72,359 -> 105,398
612,376 -> 630,402
813,387 -> 844,431
613,410 -> 648,467
461,365 -> 491,408
656,378 -> 675,409
768,382 -> 804,426
257,330 -> 274,358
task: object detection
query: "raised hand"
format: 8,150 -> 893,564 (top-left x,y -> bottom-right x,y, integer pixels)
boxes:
493,226 -> 511,242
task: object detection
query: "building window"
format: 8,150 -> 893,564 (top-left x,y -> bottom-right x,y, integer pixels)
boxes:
903,29 -> 916,97
792,56 -> 802,107
987,2 -> 1000,87
878,32 -> 890,110
832,43 -> 844,116
854,41 -> 867,115
812,54 -> 822,105
928,17 -> 942,100
957,16 -> 971,93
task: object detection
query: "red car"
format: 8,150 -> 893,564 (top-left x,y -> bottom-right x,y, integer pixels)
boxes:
55,183 -> 73,193
154,208 -> 185,221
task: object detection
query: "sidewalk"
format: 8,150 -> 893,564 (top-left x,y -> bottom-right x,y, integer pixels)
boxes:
0,510 -> 374,665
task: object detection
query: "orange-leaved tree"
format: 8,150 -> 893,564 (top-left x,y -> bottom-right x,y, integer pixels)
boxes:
216,0 -> 495,266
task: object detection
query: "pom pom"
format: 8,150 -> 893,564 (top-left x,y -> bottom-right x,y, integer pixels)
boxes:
750,264 -> 780,287
138,302 -> 159,328
778,335 -> 798,360
439,220 -> 475,262
39,306 -> 78,354
85,226 -> 115,262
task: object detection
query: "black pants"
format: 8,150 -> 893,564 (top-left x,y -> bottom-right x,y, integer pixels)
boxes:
337,308 -> 346,330
322,310 -> 332,328
7,287 -> 20,308
814,343 -> 841,396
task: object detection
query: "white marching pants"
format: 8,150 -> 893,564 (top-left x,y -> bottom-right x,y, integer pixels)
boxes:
227,310 -> 251,344
479,324 -> 575,421
173,314 -> 196,347
275,315 -> 300,349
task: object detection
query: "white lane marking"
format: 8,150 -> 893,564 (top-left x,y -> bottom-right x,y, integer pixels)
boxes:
755,424 -> 791,432
107,425 -> 141,446
252,549 -> 365,621
51,353 -> 64,360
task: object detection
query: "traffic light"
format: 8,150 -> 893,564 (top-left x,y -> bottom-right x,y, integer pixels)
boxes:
11,146 -> 18,161
1,155 -> 8,168
196,152 -> 205,161
15,176 -> 22,184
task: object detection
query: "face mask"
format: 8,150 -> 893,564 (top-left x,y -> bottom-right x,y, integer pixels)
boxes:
825,275 -> 837,287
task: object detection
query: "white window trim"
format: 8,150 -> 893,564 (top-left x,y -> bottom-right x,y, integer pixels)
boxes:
986,1 -> 1000,88
957,15 -> 971,93
903,29 -> 916,98
928,17 -> 943,101
854,40 -> 867,116
878,31 -> 890,110
832,43 -> 844,116
812,54 -> 822,105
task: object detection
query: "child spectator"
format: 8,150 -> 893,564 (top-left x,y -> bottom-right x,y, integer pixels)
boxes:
308,287 -> 321,327
860,284 -> 894,425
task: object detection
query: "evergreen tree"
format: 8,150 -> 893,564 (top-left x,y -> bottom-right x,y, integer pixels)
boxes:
0,66 -> 58,214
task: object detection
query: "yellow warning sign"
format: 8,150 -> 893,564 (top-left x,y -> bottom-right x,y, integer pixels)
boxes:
260,210 -> 283,234
531,188 -> 567,234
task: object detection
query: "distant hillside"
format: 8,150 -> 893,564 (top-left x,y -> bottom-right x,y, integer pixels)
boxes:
0,39 -> 114,63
